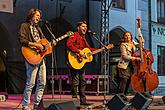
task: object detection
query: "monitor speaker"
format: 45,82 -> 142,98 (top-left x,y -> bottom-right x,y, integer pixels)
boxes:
40,99 -> 78,110
162,96 -> 165,104
45,101 -> 77,110
106,94 -> 129,110
130,92 -> 152,110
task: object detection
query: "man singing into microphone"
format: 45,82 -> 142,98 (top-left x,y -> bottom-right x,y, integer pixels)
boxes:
66,20 -> 96,105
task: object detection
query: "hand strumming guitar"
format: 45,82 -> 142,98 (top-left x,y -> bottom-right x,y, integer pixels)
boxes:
28,42 -> 44,51
79,50 -> 87,58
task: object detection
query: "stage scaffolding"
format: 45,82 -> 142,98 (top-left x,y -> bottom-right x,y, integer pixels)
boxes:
100,0 -> 110,76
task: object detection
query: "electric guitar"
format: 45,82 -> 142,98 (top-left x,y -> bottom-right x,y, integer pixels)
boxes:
68,44 -> 114,70
22,31 -> 73,65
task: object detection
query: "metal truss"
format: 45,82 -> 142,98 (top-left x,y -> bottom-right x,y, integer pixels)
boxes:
100,0 -> 110,76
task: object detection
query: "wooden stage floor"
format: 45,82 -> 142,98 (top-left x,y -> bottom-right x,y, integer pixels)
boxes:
0,94 -> 165,110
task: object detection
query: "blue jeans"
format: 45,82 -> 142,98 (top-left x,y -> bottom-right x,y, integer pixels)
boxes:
22,60 -> 46,109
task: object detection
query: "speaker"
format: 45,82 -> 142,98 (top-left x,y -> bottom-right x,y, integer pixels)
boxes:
41,99 -> 78,110
45,101 -> 78,110
106,94 -> 129,110
130,92 -> 152,110
162,96 -> 165,104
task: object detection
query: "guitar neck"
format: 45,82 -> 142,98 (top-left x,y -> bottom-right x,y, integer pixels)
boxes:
50,34 -> 68,46
56,34 -> 68,42
91,48 -> 104,55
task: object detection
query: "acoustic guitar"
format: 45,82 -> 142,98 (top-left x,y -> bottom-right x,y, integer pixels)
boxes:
68,44 -> 114,70
22,31 -> 73,65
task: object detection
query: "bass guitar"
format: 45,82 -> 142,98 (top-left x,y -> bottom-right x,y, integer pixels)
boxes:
68,44 -> 114,69
22,31 -> 73,65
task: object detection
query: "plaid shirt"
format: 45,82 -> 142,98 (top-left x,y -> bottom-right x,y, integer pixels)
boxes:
66,32 -> 95,53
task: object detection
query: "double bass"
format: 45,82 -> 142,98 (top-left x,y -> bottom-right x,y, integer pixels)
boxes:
131,17 -> 159,93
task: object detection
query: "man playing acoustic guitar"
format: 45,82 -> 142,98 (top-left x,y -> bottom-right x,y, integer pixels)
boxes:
18,8 -> 57,110
66,20 -> 95,105
66,20 -> 113,105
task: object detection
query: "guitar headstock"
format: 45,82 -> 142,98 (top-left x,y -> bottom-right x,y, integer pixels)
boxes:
137,16 -> 141,28
66,31 -> 74,37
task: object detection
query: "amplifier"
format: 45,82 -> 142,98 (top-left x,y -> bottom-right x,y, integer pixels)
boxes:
85,75 -> 109,95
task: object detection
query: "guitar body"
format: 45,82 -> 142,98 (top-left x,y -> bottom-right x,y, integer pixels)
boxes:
21,38 -> 52,65
68,48 -> 93,70
21,31 -> 73,65
68,44 -> 114,70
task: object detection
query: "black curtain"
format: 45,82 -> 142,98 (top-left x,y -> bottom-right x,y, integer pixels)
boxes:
6,61 -> 26,94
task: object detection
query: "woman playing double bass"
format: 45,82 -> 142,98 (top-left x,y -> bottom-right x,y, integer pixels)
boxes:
131,17 -> 159,96
117,31 -> 141,95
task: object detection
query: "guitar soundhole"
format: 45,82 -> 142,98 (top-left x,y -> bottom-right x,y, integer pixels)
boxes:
77,56 -> 83,63
32,48 -> 40,55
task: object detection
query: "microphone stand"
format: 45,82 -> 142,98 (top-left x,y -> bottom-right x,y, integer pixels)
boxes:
44,23 -> 56,99
89,33 -> 109,106
89,33 -> 108,50
45,23 -> 57,40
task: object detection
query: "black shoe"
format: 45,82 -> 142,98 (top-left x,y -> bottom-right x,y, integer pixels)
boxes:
80,102 -> 91,105
72,95 -> 77,98
22,107 -> 31,110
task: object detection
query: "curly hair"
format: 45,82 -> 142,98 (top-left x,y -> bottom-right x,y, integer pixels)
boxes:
120,31 -> 133,43
26,8 -> 42,22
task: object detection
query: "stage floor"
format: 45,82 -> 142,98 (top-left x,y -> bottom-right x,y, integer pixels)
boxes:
0,94 -> 165,110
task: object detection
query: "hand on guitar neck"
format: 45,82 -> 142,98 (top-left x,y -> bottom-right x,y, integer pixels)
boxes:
51,39 -> 57,46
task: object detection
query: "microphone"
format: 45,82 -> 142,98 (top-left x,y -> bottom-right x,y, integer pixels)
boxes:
88,30 -> 96,35
40,19 -> 49,24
